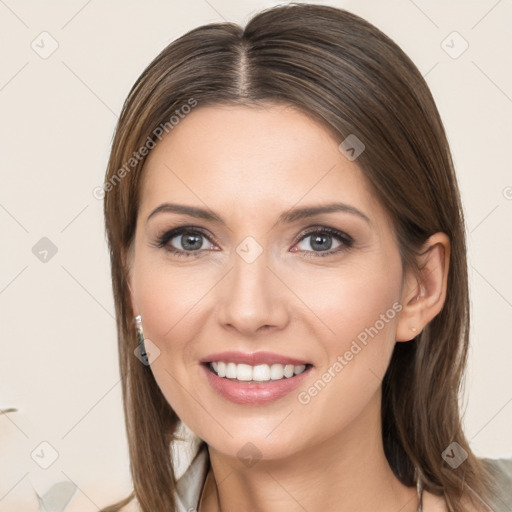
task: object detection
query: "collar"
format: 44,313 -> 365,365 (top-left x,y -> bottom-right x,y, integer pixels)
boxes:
175,442 -> 209,512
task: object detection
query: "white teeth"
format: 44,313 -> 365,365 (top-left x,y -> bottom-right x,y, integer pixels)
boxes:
253,364 -> 270,381
294,364 -> 306,375
226,362 -> 237,379
283,364 -> 294,378
270,364 -> 284,380
209,362 -> 308,381
236,363 -> 253,381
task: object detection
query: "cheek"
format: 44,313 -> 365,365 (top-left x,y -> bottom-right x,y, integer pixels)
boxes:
293,260 -> 401,351
133,254 -> 211,351
290,260 -> 402,425
132,256 -> 211,423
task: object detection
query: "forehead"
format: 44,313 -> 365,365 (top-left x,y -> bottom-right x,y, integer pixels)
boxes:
138,104 -> 387,227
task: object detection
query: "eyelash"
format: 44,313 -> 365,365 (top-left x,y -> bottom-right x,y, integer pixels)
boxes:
152,225 -> 353,259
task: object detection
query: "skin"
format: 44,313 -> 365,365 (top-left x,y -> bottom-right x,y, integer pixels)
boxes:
126,104 -> 451,512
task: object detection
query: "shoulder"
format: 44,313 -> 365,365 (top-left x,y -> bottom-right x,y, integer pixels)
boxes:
480,456 -> 512,510
422,457 -> 512,512
481,455 -> 512,479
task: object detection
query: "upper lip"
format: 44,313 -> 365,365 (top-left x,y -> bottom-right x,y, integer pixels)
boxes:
200,351 -> 311,366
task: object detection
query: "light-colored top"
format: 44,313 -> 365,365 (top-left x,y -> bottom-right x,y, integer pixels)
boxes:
174,442 -> 512,512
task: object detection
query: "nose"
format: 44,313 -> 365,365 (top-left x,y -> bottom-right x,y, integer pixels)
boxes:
216,246 -> 289,337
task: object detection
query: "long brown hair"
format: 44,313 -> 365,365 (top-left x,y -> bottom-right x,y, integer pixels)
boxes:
101,4 -> 498,511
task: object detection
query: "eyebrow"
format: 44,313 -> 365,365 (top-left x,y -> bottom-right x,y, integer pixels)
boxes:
146,202 -> 372,227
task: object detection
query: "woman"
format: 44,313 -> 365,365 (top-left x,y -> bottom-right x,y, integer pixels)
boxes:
100,4 -> 512,511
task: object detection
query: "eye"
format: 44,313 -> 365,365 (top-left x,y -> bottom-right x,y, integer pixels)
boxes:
152,225 -> 353,259
292,227 -> 353,257
153,227 -> 216,257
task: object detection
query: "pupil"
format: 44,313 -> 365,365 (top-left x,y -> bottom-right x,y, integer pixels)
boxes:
182,234 -> 202,250
311,234 -> 332,251
178,233 -> 334,252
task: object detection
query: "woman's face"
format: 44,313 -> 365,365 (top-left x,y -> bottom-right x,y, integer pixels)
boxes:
127,103 -> 411,461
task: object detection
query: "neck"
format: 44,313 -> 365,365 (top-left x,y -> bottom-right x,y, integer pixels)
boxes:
199,392 -> 419,512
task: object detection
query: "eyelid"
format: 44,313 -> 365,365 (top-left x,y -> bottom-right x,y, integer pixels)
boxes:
291,225 -> 353,257
152,226 -> 219,251
152,224 -> 353,257
294,224 -> 353,244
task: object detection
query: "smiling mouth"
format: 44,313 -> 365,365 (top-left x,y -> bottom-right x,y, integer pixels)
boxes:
204,361 -> 313,382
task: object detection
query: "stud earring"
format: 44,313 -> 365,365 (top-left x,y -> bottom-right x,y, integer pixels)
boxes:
134,315 -> 148,363
411,327 -> 417,333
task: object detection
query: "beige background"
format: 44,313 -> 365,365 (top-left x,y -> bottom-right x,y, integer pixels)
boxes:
1,0 -> 511,510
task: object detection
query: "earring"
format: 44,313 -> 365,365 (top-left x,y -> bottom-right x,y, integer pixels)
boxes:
411,327 -> 417,333
414,466 -> 424,511
134,315 -> 148,364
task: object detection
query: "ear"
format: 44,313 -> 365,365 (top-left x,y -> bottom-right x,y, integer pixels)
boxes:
395,232 -> 451,342
122,244 -> 139,318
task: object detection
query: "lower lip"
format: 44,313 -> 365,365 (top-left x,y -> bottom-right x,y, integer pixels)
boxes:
201,364 -> 313,405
